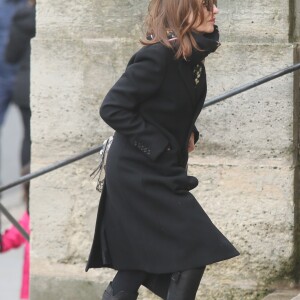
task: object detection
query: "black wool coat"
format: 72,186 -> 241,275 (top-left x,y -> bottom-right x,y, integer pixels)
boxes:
86,42 -> 239,276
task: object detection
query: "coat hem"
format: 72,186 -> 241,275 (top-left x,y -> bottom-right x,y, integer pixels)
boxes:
85,250 -> 240,274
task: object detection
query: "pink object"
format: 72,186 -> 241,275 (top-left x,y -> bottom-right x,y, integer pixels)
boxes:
1,211 -> 30,299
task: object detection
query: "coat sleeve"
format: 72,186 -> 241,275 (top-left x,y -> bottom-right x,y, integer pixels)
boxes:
100,44 -> 171,161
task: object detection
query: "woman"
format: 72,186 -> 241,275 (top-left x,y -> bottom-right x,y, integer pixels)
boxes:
86,0 -> 239,299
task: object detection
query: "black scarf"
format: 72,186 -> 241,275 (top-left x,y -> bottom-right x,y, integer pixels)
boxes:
149,25 -> 220,64
188,25 -> 221,65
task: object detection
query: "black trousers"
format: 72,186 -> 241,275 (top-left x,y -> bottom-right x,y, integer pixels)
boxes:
111,267 -> 206,299
19,106 -> 31,168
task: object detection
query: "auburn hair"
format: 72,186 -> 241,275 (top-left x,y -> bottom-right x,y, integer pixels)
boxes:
141,0 -> 215,59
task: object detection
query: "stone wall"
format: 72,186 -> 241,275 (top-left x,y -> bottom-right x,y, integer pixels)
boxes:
30,0 -> 297,299
292,0 -> 300,283
293,0 -> 300,41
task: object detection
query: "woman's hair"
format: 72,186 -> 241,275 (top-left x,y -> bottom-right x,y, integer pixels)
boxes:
29,0 -> 36,5
141,0 -> 215,59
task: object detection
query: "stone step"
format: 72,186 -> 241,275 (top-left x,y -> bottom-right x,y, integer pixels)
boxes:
30,261 -> 161,300
263,290 -> 300,300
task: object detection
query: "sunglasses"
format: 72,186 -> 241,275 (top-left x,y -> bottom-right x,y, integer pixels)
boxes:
202,0 -> 218,11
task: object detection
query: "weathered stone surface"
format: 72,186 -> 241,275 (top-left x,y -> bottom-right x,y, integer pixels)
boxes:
263,290 -> 300,300
294,1 -> 300,41
30,0 -> 297,299
200,43 -> 294,159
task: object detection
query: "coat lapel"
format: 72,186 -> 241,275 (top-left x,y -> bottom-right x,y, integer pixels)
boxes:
178,60 -> 195,103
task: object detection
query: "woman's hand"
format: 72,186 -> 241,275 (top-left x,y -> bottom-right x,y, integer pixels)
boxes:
188,132 -> 195,153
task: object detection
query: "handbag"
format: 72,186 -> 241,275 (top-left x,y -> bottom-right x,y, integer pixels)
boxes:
90,136 -> 113,193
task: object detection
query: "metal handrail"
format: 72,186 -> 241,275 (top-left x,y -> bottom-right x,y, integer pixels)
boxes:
1,62 -> 300,194
203,62 -> 300,108
0,146 -> 102,242
0,62 -> 300,241
0,145 -> 102,193
0,202 -> 29,241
